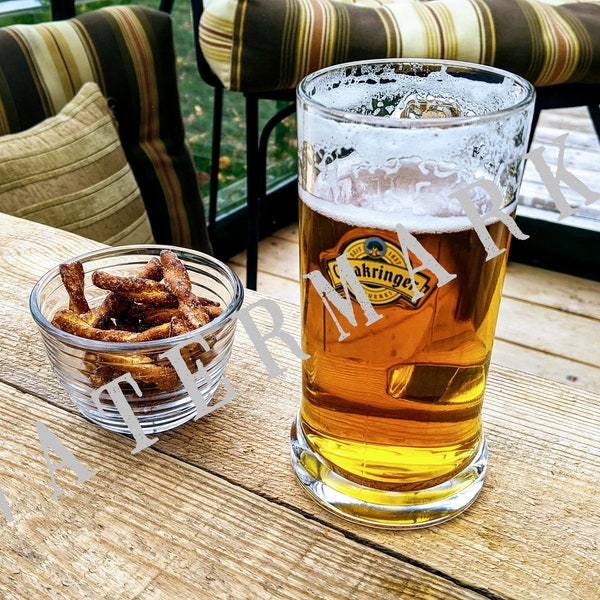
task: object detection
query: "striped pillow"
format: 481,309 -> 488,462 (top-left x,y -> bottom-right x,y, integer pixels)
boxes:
200,0 -> 600,93
0,6 -> 211,253
0,82 -> 155,246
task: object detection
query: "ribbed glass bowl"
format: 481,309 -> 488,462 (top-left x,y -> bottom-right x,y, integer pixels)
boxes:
30,245 -> 244,435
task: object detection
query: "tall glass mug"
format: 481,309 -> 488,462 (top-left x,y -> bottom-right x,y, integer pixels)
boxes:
290,59 -> 535,528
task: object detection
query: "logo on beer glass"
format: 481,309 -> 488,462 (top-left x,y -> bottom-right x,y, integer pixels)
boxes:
325,236 -> 433,308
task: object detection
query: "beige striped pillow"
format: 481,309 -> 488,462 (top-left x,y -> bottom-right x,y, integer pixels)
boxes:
0,82 -> 155,246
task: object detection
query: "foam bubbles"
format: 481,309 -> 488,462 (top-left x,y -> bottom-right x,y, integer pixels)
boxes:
301,186 -> 519,235
297,60 -> 534,234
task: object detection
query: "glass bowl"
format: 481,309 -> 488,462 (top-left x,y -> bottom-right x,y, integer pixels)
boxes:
30,245 -> 244,436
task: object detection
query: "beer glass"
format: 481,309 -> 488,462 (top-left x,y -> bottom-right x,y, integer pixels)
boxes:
291,59 -> 535,528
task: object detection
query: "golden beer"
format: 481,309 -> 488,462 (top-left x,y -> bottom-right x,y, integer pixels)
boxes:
298,197 -> 511,493
291,58 -> 535,527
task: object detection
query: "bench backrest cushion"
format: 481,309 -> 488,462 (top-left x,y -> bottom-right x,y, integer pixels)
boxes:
0,5 -> 211,252
199,0 -> 600,93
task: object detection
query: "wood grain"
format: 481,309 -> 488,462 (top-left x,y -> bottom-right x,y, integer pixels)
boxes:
496,296 -> 600,365
491,338 -> 600,390
154,304 -> 600,600
0,387 -> 488,600
2,212 -> 599,600
502,262 -> 600,319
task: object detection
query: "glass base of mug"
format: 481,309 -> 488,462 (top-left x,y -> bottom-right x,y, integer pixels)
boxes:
290,414 -> 488,529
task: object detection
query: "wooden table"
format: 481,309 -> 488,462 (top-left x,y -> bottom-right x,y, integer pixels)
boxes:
0,212 -> 598,600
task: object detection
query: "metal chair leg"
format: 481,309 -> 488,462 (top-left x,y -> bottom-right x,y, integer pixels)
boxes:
51,0 -> 75,20
245,97 -> 297,290
208,86 -> 224,241
245,95 -> 260,290
588,105 -> 600,142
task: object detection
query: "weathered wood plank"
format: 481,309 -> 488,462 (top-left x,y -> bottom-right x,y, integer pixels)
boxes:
0,382 -> 489,600
271,222 -> 300,244
491,338 -> 600,390
496,296 -> 600,366
229,236 -> 300,282
532,107 -> 598,139
17,286 -> 598,600
503,262 -> 600,320
152,310 -> 600,600
2,213 -> 599,599
4,291 -> 599,600
229,263 -> 301,305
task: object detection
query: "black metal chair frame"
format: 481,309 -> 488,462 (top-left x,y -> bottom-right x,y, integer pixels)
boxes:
191,0 -> 295,290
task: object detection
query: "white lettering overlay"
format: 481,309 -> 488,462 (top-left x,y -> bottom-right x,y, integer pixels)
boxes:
159,333 -> 236,419
304,252 -> 383,341
525,133 -> 600,220
37,422 -> 96,499
449,179 -> 529,260
3,131 -> 598,525
237,298 -> 309,378
395,223 -> 457,298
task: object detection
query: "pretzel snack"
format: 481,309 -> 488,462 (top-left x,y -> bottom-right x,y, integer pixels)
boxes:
51,251 -> 223,394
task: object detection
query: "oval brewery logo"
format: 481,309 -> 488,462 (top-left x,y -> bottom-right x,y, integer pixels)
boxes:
325,236 -> 433,308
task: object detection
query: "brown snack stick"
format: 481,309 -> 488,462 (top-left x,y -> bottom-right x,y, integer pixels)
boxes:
179,302 -> 210,329
80,293 -> 132,328
127,361 -> 181,391
165,324 -> 217,371
87,356 -> 180,393
137,256 -> 164,281
181,341 -> 217,369
52,309 -> 173,342
204,305 -> 224,319
59,261 -> 90,315
91,270 -> 177,307
160,252 -> 221,308
197,296 -> 221,308
169,316 -> 190,337
160,249 -> 191,290
128,305 -> 180,328
83,351 -> 116,387
164,275 -> 211,329
96,351 -> 181,391
85,351 -> 149,385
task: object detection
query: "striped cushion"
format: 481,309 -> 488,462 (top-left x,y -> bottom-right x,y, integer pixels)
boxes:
199,0 -> 600,92
0,6 -> 211,253
0,82 -> 155,246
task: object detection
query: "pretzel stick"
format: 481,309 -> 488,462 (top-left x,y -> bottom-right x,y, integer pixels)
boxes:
160,249 -> 191,290
59,262 -> 90,315
91,271 -> 177,307
80,293 -> 132,328
89,351 -> 181,391
52,309 -> 173,342
163,275 -> 211,329
137,256 -> 164,281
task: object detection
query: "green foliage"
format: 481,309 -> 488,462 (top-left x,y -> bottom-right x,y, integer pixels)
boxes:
162,0 -> 297,215
0,0 -> 297,217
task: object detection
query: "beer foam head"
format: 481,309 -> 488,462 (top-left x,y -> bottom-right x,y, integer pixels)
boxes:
301,187 -> 520,234
297,60 -> 535,222
301,61 -> 529,122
